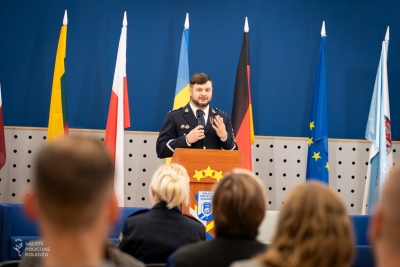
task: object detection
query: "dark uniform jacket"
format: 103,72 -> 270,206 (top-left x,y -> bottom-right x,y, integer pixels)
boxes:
156,103 -> 238,158
166,236 -> 266,267
118,202 -> 206,264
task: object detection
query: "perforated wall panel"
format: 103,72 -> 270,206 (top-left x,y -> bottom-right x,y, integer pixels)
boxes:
252,137 -> 307,211
0,127 -> 398,215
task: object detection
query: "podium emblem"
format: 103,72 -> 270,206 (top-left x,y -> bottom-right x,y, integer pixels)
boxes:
203,203 -> 211,215
197,191 -> 213,221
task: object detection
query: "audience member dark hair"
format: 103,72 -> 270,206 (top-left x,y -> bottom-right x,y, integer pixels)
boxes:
166,168 -> 268,267
213,169 -> 267,238
34,135 -> 114,230
21,136 -> 144,267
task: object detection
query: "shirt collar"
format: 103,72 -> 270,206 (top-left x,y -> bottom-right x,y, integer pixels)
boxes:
189,102 -> 209,119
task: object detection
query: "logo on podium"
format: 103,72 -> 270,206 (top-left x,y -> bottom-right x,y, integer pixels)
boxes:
197,191 -> 213,221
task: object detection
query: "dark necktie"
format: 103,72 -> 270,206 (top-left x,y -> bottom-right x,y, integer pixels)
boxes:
199,110 -> 205,127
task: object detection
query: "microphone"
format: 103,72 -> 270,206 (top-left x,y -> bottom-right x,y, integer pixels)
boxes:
196,109 -> 203,126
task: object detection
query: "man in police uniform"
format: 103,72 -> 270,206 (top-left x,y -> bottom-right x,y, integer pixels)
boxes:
156,73 -> 237,159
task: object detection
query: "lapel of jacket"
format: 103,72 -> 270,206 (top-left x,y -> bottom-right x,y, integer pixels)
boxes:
204,105 -> 216,134
182,103 -> 199,128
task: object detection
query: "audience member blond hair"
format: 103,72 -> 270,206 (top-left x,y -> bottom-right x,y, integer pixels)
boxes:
231,181 -> 354,267
149,163 -> 190,209
119,163 -> 205,264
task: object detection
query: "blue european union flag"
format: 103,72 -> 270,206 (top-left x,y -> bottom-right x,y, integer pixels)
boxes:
306,34 -> 329,184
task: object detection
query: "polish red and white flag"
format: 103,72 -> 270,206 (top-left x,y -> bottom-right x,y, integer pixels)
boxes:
105,12 -> 130,206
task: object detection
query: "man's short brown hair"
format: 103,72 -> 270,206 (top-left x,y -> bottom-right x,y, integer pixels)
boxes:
34,136 -> 114,230
213,169 -> 267,238
189,73 -> 212,87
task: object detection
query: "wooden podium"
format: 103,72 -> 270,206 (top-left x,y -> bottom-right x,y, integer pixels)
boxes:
171,148 -> 241,221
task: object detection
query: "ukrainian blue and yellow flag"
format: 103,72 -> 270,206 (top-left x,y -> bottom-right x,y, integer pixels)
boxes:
173,13 -> 190,109
166,14 -> 190,164
306,22 -> 329,184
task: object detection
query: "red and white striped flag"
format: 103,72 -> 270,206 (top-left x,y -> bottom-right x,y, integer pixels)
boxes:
105,12 -> 131,206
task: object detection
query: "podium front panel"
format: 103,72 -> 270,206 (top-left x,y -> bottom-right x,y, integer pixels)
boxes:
171,148 -> 241,239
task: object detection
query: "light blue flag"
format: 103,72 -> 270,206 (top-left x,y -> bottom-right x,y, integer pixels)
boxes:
306,22 -> 329,184
362,27 -> 393,215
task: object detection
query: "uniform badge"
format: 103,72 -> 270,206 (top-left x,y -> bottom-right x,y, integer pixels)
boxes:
185,108 -> 189,113
185,125 -> 190,129
181,125 -> 185,129
197,191 -> 213,221
211,109 -> 216,114
209,116 -> 214,125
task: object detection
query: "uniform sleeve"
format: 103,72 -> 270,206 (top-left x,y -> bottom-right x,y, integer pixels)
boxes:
156,113 -> 191,158
117,220 -> 132,255
165,250 -> 178,267
219,114 -> 238,151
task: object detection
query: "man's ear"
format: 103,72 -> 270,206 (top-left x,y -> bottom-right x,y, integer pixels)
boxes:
189,86 -> 193,96
369,205 -> 384,244
23,189 -> 38,221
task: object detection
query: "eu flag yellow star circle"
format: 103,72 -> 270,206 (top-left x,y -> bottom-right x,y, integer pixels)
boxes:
309,121 -> 315,131
312,152 -> 321,161
308,137 -> 313,146
325,162 -> 329,170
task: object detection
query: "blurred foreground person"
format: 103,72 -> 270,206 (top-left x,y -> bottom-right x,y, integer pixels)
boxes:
231,181 -> 354,267
369,164 -> 400,267
166,168 -> 268,267
119,163 -> 205,264
21,136 -> 144,267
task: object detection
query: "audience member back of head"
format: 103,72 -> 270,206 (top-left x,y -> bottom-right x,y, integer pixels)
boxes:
369,164 -> 400,267
166,168 -> 268,267
230,181 -> 354,267
118,163 -> 205,264
21,136 -> 144,267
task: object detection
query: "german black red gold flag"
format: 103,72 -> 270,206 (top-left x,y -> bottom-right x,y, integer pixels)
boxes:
231,17 -> 254,171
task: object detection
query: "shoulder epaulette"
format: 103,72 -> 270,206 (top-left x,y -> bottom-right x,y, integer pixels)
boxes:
169,107 -> 183,113
127,209 -> 150,218
215,108 -> 227,115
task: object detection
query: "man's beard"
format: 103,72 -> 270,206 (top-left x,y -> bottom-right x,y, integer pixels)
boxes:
192,98 -> 210,108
